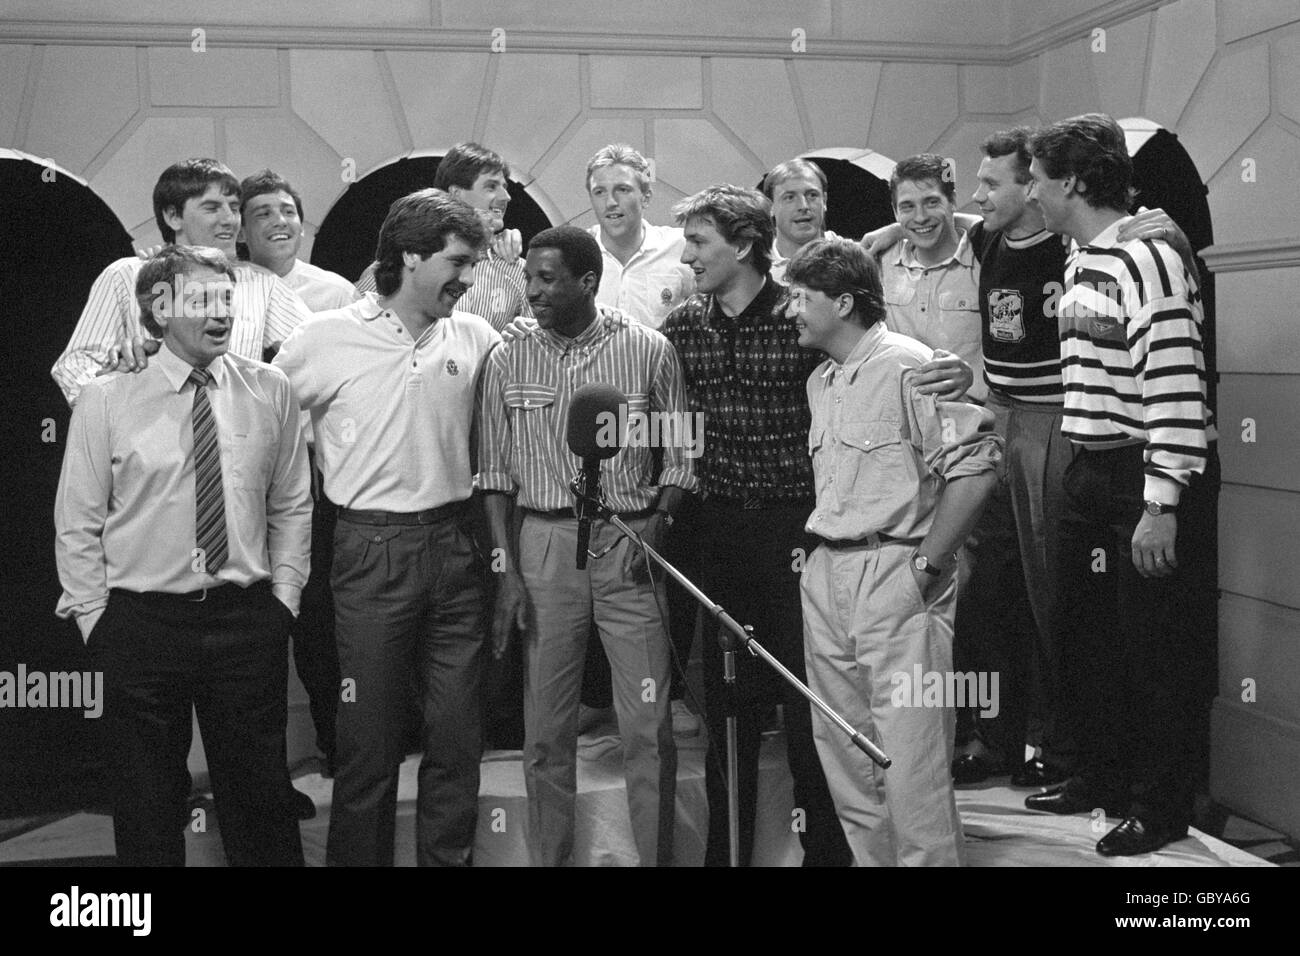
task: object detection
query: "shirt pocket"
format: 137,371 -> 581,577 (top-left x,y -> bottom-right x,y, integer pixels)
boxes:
835,420 -> 907,498
884,282 -> 917,308
503,383 -> 557,412
936,291 -> 982,352
223,427 -> 277,491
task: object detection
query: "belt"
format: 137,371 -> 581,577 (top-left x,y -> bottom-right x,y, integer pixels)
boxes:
524,506 -> 658,521
115,581 -> 255,604
338,502 -> 466,525
818,532 -> 905,550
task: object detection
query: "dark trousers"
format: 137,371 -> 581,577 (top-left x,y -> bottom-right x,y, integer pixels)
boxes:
91,582 -> 303,867
698,500 -> 850,867
326,510 -> 487,866
1057,443 -> 1219,828
290,478 -> 340,769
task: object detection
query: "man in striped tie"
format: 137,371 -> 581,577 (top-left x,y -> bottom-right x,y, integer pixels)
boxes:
1022,113 -> 1219,857
54,245 -> 312,866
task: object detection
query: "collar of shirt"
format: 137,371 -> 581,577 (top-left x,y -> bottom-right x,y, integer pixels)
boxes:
893,228 -> 976,273
771,229 -> 841,269
1075,215 -> 1131,254
357,290 -> 444,347
706,275 -> 785,328
533,306 -> 615,356
593,221 -> 674,264
155,341 -> 226,392
819,321 -> 888,387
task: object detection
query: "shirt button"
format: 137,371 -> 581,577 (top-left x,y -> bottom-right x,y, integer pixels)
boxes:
372,534 -> 383,543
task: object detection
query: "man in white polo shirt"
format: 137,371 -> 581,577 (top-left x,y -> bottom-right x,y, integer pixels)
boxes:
274,189 -> 501,867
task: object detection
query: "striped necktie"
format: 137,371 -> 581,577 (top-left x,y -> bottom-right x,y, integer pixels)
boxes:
189,367 -> 228,574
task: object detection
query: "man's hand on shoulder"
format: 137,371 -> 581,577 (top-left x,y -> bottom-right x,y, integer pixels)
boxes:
97,332 -> 160,376
913,348 -> 973,401
501,316 -> 538,342
492,228 -> 523,262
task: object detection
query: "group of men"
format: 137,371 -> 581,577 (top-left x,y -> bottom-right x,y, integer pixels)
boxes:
51,107 -> 1217,866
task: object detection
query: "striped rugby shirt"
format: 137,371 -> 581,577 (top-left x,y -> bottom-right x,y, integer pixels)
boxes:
1058,216 -> 1216,504
52,257 -> 311,406
477,306 -> 697,513
356,248 -> 531,333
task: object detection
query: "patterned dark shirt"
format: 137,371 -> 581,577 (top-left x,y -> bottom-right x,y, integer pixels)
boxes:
661,277 -> 821,502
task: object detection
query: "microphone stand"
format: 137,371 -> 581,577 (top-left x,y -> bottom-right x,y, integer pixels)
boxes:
570,476 -> 891,866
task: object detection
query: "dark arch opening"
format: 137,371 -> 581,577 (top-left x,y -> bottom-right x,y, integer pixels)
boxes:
311,156 -> 555,284
0,155 -> 134,814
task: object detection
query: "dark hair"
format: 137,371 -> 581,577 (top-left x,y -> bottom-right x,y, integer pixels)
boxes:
153,159 -> 241,243
981,127 -> 1034,184
1029,113 -> 1134,211
785,238 -> 885,329
372,189 -> 489,296
890,153 -> 957,205
239,169 -> 304,220
761,158 -> 828,201
135,245 -> 237,337
672,184 -> 774,276
526,225 -> 603,286
433,142 -> 510,192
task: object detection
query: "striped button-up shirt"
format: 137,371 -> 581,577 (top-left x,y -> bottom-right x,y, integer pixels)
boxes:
1059,217 -> 1216,504
477,306 -> 697,512
51,257 -> 311,406
356,248 -> 531,333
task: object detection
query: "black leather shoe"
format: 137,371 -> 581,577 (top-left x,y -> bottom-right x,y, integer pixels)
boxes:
1024,781 -> 1124,816
291,786 -> 317,821
951,752 -> 1004,785
1011,758 -> 1069,788
1096,816 -> 1187,856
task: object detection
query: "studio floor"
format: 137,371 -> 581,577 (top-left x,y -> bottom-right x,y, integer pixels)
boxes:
0,718 -> 1290,867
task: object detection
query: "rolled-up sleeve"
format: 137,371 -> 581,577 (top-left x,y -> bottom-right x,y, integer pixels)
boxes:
649,335 -> 698,493
905,370 -> 1001,482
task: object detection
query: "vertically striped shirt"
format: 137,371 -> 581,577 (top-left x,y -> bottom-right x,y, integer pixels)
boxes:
477,306 -> 697,513
52,257 -> 311,406
1059,216 -> 1215,503
355,248 -> 531,332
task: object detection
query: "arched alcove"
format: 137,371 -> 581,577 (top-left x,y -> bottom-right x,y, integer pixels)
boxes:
0,150 -> 134,814
311,153 -> 556,285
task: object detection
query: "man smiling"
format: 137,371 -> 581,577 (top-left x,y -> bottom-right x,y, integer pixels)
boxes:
275,190 -> 500,866
480,225 -> 693,866
52,159 -> 310,405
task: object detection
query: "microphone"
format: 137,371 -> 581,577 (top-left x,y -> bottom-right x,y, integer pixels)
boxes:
566,383 -> 626,569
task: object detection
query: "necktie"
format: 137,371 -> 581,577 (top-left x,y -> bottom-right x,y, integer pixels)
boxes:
189,367 -> 228,575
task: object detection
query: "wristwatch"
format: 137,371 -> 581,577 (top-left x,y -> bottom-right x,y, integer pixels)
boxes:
655,510 -> 675,528
1144,500 -> 1178,516
912,553 -> 942,577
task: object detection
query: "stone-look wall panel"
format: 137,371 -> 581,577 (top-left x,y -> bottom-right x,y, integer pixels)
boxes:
1219,0 -> 1300,42
1219,595 -> 1300,724
147,47 -> 280,107
1219,484 -> 1300,609
1275,34 -> 1300,126
1213,268 -> 1300,375
1087,12 -> 1151,120
482,54 -> 582,171
1144,0 -> 1218,128
225,115 -> 347,231
653,118 -> 765,196
387,51 -> 491,151
711,58 -> 806,169
589,55 -> 702,110
0,46 -> 32,146
25,46 -> 138,175
868,62 -> 959,160
792,59 -> 881,151
1038,37 -> 1103,123
1206,125 -> 1300,244
88,117 -> 216,237
1177,42 -> 1270,182
289,50 -> 407,179
1217,373 -> 1300,494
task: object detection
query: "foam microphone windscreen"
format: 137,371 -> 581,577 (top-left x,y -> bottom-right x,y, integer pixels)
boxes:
566,382 -> 627,461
